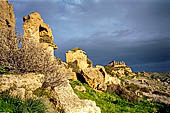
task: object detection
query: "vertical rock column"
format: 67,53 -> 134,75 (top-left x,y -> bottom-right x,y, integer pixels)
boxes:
23,12 -> 58,56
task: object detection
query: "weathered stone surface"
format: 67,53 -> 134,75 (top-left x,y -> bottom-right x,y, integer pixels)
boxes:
81,67 -> 107,91
10,88 -> 26,100
23,12 -> 58,56
54,80 -> 101,113
57,60 -> 78,81
0,0 -> 15,30
74,85 -> 86,92
106,76 -> 121,85
66,49 -> 90,69
0,73 -> 44,92
96,65 -> 110,84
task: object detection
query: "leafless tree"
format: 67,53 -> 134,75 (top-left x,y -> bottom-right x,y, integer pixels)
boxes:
0,28 -> 66,87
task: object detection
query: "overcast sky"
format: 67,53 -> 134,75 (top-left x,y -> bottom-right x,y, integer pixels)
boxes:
9,0 -> 170,72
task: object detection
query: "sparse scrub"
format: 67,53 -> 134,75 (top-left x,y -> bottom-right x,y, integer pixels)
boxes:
107,84 -> 140,103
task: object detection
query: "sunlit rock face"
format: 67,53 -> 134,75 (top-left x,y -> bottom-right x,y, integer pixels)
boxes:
23,12 -> 58,56
66,49 -> 121,91
66,49 -> 90,69
54,80 -> 101,113
0,0 -> 15,31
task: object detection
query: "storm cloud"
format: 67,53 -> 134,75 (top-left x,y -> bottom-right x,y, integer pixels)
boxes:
9,0 -> 170,72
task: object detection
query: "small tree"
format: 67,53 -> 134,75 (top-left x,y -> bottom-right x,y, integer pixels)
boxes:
0,28 -> 66,87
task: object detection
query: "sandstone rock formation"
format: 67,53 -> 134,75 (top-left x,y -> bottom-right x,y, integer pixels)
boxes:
66,48 -> 91,69
54,80 -> 101,113
23,12 -> 58,55
66,49 -> 120,91
56,60 -> 78,81
0,0 -> 15,30
81,67 -> 107,91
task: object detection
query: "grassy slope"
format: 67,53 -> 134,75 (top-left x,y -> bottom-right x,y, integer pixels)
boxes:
69,80 -> 165,113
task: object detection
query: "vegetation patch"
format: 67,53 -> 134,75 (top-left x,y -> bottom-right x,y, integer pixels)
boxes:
69,80 -> 169,113
0,89 -> 47,113
0,64 -> 10,74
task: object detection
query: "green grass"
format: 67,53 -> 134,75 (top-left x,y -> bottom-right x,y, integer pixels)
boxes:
69,80 -> 167,113
0,90 -> 47,113
0,65 -> 10,74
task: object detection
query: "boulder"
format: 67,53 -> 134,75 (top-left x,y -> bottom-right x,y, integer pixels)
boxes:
10,88 -> 26,100
74,85 -> 86,92
81,67 -> 107,91
66,49 -> 90,69
0,73 -> 44,92
54,80 -> 101,113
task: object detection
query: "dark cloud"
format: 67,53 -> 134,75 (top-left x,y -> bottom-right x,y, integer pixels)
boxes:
9,0 -> 170,72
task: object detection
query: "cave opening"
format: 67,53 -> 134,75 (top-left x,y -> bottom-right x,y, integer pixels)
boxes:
76,73 -> 87,84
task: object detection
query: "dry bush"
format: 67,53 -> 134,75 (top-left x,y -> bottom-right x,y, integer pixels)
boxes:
0,28 -> 66,87
0,28 -> 18,66
107,84 -> 140,103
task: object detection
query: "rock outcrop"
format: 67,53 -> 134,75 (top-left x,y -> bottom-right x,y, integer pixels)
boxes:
23,12 -> 58,55
54,80 -> 101,113
66,48 -> 91,69
66,49 -> 120,91
0,0 -> 15,30
0,73 -> 44,99
81,67 -> 107,91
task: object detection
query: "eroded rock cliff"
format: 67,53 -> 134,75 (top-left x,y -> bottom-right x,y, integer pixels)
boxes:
23,12 -> 58,55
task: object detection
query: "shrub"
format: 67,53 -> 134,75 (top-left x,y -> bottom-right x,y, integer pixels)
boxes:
107,84 -> 140,103
0,64 -> 10,74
